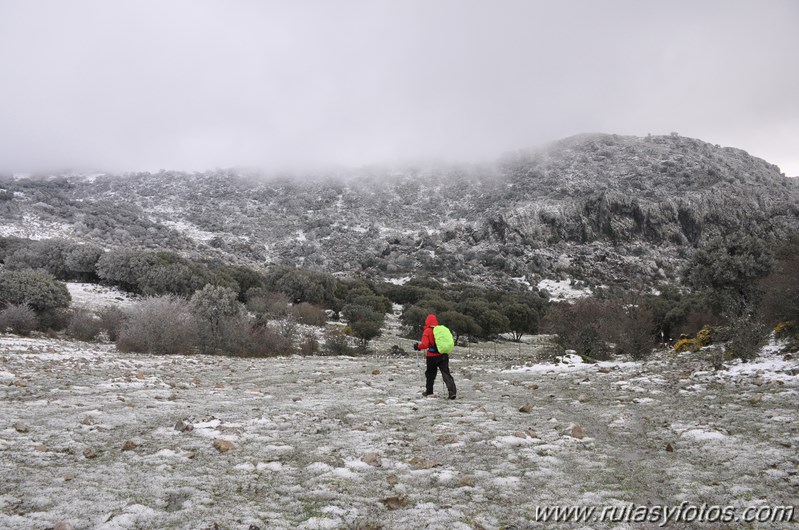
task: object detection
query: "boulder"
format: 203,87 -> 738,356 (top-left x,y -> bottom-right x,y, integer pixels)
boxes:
213,439 -> 235,453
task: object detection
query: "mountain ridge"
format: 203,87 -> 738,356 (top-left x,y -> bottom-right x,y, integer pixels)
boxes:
2,133 -> 797,292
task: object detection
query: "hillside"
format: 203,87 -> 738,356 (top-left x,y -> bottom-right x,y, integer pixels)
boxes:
1,133 -> 797,291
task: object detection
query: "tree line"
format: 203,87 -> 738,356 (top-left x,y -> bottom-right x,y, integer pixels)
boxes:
1,232 -> 797,360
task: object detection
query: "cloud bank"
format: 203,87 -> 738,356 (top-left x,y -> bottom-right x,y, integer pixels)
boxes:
1,0 -> 797,175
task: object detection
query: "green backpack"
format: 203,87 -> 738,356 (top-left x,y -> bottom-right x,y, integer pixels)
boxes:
433,325 -> 455,354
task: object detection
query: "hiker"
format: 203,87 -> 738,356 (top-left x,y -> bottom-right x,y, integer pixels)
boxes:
413,313 -> 457,399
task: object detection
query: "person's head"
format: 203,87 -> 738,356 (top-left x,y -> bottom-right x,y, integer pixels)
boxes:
425,314 -> 438,327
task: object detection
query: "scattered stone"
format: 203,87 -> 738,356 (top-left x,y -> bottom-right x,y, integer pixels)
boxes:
52,522 -> 73,530
372,369 -> 381,375
214,383 -> 224,389
527,383 -> 539,390
386,474 -> 399,486
186,451 -> 196,459
363,452 -> 382,467
213,439 -> 235,453
126,402 -> 135,408
63,472 -> 76,481
567,424 -> 585,439
457,476 -> 476,487
597,367 -> 611,374
409,456 -> 442,470
752,377 -> 765,386
749,394 -> 763,405
80,416 -> 96,426
12,422 -> 29,433
519,402 -> 532,413
292,397 -> 302,402
666,442 -> 675,452
525,428 -> 538,438
14,379 -> 27,387
193,377 -> 201,385
436,434 -> 459,444
121,440 -> 137,452
83,448 -> 97,459
174,419 -> 194,433
136,371 -> 145,380
381,496 -> 408,510
513,431 -> 529,439
34,444 -> 48,452
578,393 -> 589,403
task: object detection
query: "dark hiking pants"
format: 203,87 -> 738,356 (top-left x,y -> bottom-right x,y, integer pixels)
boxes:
426,355 -> 456,397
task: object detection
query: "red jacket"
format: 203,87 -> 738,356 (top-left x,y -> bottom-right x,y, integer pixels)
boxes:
418,314 -> 441,357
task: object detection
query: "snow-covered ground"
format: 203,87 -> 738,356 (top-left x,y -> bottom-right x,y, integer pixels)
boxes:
536,279 -> 592,302
0,213 -> 75,241
66,283 -> 138,310
1,336 -> 797,529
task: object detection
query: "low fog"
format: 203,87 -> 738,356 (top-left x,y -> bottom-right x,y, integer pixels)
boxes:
0,0 -> 797,175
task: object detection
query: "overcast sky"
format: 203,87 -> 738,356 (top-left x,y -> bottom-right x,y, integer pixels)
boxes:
1,0 -> 797,176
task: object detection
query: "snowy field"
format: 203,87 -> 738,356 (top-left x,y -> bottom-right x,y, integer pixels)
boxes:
66,283 -> 139,310
1,335 -> 797,529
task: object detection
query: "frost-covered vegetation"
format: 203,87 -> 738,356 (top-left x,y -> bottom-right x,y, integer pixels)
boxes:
2,133 -> 798,290
1,229 -> 799,362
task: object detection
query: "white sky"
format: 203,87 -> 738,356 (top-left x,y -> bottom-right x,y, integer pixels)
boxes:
0,0 -> 797,175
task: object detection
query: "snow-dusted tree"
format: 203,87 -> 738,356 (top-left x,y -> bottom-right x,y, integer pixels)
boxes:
190,285 -> 243,354
64,244 -> 103,281
687,232 -> 773,317
0,269 -> 71,313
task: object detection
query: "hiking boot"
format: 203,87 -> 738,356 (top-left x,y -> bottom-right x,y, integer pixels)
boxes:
448,394 -> 457,400
422,391 -> 434,397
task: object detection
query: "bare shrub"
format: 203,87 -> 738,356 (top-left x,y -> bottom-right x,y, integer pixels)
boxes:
299,332 -> 320,356
98,306 -> 127,342
323,328 -> 353,356
724,313 -> 768,361
292,303 -> 327,326
245,323 -> 295,357
277,317 -> 298,339
542,298 -> 620,360
37,308 -> 70,332
215,313 -> 256,356
246,289 -> 290,318
677,309 -> 722,338
0,303 -> 38,335
116,296 -> 197,355
66,309 -> 102,342
613,305 -> 656,360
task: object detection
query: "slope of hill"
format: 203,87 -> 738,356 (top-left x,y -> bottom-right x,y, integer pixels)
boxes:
1,133 -> 797,291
